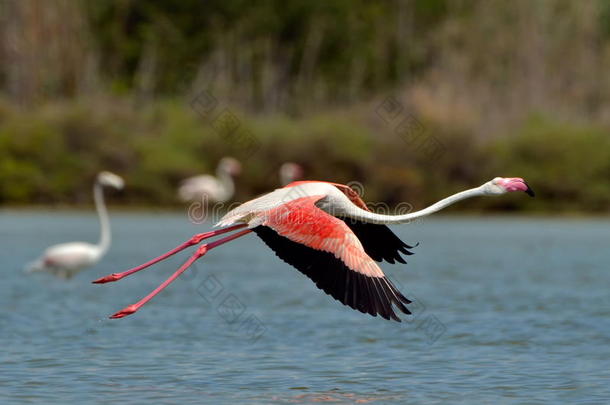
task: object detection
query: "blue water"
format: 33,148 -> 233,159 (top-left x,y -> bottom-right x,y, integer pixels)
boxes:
1,210 -> 609,404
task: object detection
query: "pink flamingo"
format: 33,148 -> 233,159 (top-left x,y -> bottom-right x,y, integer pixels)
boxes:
26,172 -> 124,278
279,162 -> 304,186
94,177 -> 534,321
177,157 -> 242,203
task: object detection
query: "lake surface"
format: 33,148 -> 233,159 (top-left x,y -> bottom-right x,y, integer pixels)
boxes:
1,210 -> 609,404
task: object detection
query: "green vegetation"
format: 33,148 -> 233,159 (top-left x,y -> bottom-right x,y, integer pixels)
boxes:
1,99 -> 608,213
1,1 -> 609,213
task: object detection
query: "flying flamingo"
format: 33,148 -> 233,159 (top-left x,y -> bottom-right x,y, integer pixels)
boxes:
94,177 -> 534,321
26,171 -> 124,278
279,162 -> 304,186
177,157 -> 242,203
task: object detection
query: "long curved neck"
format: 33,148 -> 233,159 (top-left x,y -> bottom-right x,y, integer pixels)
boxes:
94,182 -> 111,255
280,171 -> 293,187
216,167 -> 235,200
342,187 -> 485,224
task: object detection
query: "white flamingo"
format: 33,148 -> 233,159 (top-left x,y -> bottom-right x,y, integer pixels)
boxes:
177,157 -> 241,203
25,171 -> 124,278
279,162 -> 304,186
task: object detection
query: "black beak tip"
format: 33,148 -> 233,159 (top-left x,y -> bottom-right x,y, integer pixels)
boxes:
525,185 -> 535,197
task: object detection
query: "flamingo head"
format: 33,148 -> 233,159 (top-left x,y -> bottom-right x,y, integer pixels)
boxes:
484,177 -> 535,197
97,171 -> 124,190
219,157 -> 242,176
279,162 -> 304,185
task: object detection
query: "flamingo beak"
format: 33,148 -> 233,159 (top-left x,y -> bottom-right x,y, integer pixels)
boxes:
501,177 -> 535,197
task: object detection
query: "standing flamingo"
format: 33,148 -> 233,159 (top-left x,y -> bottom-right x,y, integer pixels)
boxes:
94,177 -> 533,321
26,171 -> 124,278
279,162 -> 304,186
178,157 -> 241,203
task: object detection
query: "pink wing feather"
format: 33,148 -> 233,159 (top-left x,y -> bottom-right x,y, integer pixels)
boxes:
255,195 -> 412,321
261,195 -> 382,277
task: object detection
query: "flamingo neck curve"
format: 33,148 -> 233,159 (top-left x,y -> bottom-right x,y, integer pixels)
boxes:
94,182 -> 111,256
339,186 -> 486,224
216,166 -> 235,201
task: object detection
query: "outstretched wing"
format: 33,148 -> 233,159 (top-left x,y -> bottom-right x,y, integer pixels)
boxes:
287,182 -> 416,264
337,218 -> 417,264
255,195 -> 411,321
284,181 -> 371,211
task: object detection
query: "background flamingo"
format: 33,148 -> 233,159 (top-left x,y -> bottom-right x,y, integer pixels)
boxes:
94,176 -> 533,320
279,162 -> 304,186
26,171 -> 124,278
177,157 -> 241,203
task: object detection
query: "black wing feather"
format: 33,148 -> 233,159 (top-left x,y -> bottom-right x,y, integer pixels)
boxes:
337,217 -> 417,264
253,226 -> 411,322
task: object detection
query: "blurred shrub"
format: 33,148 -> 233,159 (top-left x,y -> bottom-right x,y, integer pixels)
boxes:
0,98 -> 608,214
488,117 -> 610,212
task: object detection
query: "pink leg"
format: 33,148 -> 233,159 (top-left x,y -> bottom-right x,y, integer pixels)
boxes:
92,224 -> 247,284
109,228 -> 253,319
